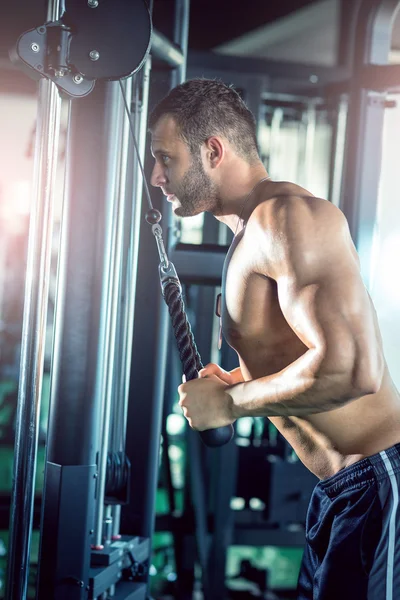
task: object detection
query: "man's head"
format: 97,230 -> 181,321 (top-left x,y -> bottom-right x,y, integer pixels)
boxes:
149,78 -> 260,217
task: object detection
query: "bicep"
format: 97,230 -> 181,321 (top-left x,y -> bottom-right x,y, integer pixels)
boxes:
265,201 -> 380,380
250,197 -> 383,386
276,231 -> 386,400
276,265 -> 372,376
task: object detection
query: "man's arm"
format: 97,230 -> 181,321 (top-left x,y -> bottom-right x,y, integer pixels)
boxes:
228,197 -> 384,419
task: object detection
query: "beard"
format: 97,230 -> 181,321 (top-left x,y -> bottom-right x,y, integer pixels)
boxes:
172,154 -> 221,217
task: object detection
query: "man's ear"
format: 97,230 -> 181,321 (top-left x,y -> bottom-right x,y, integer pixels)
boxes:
203,136 -> 225,168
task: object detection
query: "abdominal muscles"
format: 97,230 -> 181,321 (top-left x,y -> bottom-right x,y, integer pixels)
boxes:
236,343 -> 400,479
223,267 -> 400,479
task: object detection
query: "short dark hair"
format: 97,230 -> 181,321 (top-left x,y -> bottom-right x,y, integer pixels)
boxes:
149,78 -> 259,163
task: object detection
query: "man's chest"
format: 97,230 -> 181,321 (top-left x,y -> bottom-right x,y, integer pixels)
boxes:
220,238 -> 282,348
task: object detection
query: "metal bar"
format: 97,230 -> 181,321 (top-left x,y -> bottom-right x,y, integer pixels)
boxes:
6,75 -> 61,600
304,103 -> 317,190
110,76 -> 139,456
97,77 -> 132,549
124,64 -> 153,398
245,77 -> 268,142
44,83 -> 120,467
188,49 -> 350,83
5,2 -> 62,591
186,431 -> 210,598
48,0 -> 63,20
122,289 -> 171,542
341,0 -> 400,286
172,0 -> 190,83
108,76 -> 138,545
338,0 -> 362,69
329,95 -> 349,208
151,29 -> 184,68
261,91 -> 325,104
268,107 -> 284,180
93,81 -> 127,549
110,75 -> 141,462
207,441 -> 238,599
112,57 -> 152,539
37,81 -> 123,598
169,244 -> 227,285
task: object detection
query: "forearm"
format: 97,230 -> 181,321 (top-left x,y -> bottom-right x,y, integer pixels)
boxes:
228,348 -> 370,419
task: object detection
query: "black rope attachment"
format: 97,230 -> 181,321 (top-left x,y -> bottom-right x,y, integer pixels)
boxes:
144,198 -> 233,446
159,262 -> 234,448
163,280 -> 202,380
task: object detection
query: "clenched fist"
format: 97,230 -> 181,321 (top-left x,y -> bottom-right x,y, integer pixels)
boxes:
178,364 -> 238,430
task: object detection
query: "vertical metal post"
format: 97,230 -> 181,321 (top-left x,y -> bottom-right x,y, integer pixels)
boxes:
191,318 -> 238,598
36,81 -> 122,599
112,57 -> 152,538
341,0 -> 400,285
328,94 -> 348,208
304,103 -> 317,190
268,108 -> 284,179
172,0 -> 190,85
244,76 -> 268,143
5,1 -> 63,595
93,80 -> 130,549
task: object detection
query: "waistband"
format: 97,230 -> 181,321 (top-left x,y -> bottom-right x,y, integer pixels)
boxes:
319,443 -> 400,498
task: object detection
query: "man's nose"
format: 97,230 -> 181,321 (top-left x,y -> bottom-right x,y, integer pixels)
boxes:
150,163 -> 167,187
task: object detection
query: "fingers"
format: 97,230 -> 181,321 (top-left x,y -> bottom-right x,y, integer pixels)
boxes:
199,363 -> 233,384
206,362 -> 222,374
182,363 -> 234,385
198,363 -> 222,377
177,383 -> 193,428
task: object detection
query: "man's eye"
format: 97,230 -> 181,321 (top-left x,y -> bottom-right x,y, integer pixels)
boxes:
162,155 -> 170,164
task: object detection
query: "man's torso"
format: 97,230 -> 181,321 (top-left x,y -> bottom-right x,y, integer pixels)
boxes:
221,188 -> 400,479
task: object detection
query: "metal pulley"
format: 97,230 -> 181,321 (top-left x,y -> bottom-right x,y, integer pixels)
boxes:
10,0 -> 152,98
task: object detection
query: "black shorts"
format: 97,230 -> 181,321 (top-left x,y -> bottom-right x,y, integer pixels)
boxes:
297,443 -> 400,599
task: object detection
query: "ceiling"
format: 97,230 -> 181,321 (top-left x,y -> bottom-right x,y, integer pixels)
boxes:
1,0 -> 400,73
213,0 -> 340,66
0,0 -> 320,63
204,0 -> 400,66
181,0 -> 318,50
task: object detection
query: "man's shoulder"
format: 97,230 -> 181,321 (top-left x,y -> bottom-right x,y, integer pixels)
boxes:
250,188 -> 345,233
245,190 -> 353,279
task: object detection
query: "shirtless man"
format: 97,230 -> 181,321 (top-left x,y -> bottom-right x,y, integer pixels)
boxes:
149,78 -> 400,599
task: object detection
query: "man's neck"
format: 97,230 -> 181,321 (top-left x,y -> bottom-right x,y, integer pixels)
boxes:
213,168 -> 271,233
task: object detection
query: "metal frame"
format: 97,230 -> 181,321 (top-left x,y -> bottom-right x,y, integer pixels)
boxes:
151,30 -> 185,69
328,94 -> 349,207
169,243 -> 227,285
341,0 -> 400,286
5,2 -> 63,597
4,0 -> 187,597
37,80 -> 128,599
188,49 -> 351,86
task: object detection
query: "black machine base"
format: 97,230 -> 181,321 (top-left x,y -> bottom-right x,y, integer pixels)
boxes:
89,535 -> 150,599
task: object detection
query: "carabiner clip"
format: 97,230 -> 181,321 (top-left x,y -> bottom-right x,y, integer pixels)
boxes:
152,223 -> 169,270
